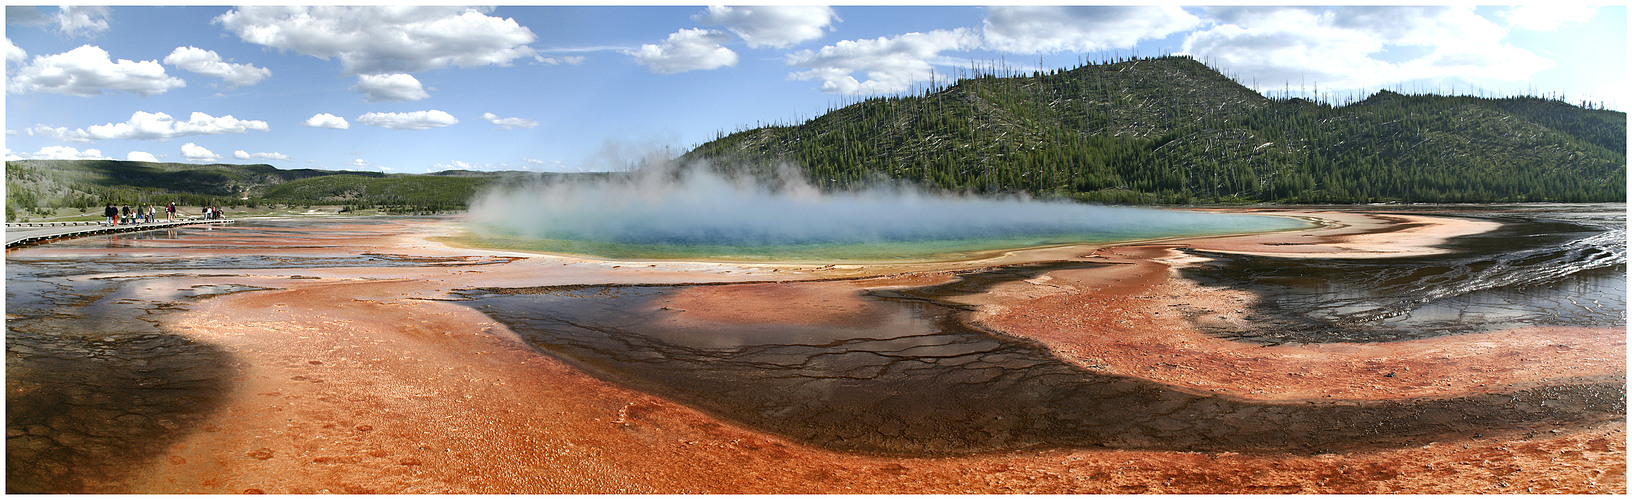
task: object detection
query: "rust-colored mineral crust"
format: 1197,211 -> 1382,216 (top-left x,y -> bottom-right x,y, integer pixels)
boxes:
11,212 -> 1623,494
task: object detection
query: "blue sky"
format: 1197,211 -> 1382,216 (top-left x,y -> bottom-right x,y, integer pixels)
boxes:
5,4 -> 1625,174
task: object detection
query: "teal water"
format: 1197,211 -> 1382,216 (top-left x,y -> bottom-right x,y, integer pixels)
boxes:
462,207 -> 1308,261
465,168 -> 1312,261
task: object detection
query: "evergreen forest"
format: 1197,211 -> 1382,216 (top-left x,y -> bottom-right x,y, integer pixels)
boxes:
683,55 -> 1625,204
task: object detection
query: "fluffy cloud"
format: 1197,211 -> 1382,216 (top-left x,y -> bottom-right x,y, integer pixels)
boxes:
6,45 -> 186,97
354,73 -> 431,102
1182,7 -> 1553,93
983,6 -> 1200,53
357,110 -> 459,130
5,38 -> 26,65
787,29 -> 980,94
52,6 -> 110,38
302,113 -> 350,129
80,111 -> 270,141
235,150 -> 290,161
126,151 -> 159,162
8,6 -> 111,38
1501,5 -> 1598,32
7,145 -> 107,160
694,6 -> 836,49
628,28 -> 738,74
480,112 -> 538,130
214,6 -> 538,76
163,46 -> 271,88
181,142 -> 220,161
23,124 -> 92,143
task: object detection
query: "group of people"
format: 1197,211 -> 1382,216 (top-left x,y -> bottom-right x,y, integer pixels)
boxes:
103,202 -> 183,225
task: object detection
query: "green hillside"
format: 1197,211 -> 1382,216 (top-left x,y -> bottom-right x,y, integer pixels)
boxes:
257,174 -> 490,213
684,55 -> 1626,204
3,159 -> 549,221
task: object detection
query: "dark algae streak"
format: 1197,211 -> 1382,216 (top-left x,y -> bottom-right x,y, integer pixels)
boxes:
456,247 -> 1625,456
1180,207 -> 1626,345
6,267 -> 239,493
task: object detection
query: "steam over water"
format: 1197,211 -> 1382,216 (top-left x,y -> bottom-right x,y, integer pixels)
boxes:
465,164 -> 1305,259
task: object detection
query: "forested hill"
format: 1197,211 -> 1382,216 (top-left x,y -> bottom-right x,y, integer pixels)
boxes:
683,55 -> 1626,204
3,159 -> 574,220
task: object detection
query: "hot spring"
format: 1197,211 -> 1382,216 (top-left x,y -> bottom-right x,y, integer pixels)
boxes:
462,165 -> 1308,261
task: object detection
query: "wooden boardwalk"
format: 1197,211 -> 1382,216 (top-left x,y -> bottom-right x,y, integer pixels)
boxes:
6,219 -> 236,248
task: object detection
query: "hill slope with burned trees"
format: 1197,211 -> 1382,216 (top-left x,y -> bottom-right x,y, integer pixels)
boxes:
683,55 -> 1625,204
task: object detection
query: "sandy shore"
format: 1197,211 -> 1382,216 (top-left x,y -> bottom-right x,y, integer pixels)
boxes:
14,211 -> 1623,493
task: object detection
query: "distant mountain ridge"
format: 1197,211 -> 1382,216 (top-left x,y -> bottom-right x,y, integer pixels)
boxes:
683,55 -> 1625,204
3,159 -> 556,220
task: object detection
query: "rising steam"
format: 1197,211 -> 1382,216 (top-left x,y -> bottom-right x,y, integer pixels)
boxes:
466,159 -> 1301,252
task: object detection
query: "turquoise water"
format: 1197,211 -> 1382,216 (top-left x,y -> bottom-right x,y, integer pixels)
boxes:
465,171 -> 1307,261
463,206 -> 1308,261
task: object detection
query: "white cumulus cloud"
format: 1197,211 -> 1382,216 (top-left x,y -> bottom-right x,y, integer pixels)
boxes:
24,124 -> 92,143
5,38 -> 26,65
354,73 -> 431,102
234,150 -> 290,161
695,6 -> 837,49
163,46 -> 272,88
983,6 -> 1200,53
53,6 -> 111,38
80,111 -> 270,141
214,6 -> 538,76
1182,6 -> 1553,94
302,113 -> 350,129
787,28 -> 980,94
8,6 -> 112,38
628,28 -> 738,74
181,142 -> 219,161
480,112 -> 538,130
126,151 -> 159,162
7,145 -> 108,161
357,110 -> 459,130
7,45 -> 186,97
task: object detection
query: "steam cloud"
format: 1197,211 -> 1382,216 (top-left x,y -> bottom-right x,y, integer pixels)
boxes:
467,160 -> 1300,249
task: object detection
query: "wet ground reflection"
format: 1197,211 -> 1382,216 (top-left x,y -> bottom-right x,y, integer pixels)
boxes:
5,217 -> 508,493
1182,207 -> 1626,344
5,268 -> 238,492
456,260 -> 1625,456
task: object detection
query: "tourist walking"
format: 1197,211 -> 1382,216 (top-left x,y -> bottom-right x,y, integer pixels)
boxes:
104,204 -> 118,226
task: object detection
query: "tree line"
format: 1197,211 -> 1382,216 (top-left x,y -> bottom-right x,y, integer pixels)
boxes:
684,55 -> 1625,204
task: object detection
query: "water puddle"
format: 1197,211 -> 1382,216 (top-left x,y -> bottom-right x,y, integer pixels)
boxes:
3,217 -> 461,492
6,266 -> 240,492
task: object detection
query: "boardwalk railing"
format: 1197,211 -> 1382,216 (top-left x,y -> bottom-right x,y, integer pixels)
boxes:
6,218 -> 236,248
